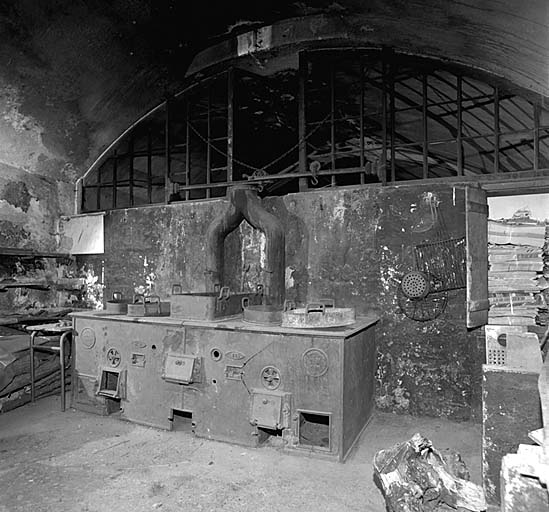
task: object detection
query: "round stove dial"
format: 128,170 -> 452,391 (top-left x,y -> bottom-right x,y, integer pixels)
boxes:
106,348 -> 121,367
261,366 -> 281,390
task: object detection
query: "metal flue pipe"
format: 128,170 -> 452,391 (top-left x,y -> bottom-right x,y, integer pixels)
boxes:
205,185 -> 285,306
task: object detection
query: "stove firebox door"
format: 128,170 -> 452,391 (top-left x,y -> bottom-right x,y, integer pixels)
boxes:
250,390 -> 291,430
162,353 -> 196,384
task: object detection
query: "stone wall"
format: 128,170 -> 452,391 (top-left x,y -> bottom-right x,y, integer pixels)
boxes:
0,1 -> 546,322
0,1 -> 176,247
0,1 -> 170,312
78,181 -> 484,420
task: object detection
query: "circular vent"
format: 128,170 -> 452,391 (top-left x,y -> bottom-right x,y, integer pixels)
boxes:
261,366 -> 281,390
106,348 -> 121,367
397,273 -> 448,322
401,271 -> 430,299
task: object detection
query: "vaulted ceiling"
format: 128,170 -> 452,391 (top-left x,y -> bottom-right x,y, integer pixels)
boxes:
0,0 -> 547,246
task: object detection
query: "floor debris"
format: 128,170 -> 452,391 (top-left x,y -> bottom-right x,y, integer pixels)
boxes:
374,433 -> 486,512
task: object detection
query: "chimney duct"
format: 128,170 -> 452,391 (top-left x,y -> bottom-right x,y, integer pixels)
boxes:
204,185 -> 285,306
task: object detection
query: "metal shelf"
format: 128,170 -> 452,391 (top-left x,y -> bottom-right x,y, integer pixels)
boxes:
0,278 -> 83,292
0,247 -> 72,259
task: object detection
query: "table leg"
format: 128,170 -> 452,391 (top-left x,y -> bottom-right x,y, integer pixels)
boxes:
29,331 -> 38,403
59,331 -> 71,412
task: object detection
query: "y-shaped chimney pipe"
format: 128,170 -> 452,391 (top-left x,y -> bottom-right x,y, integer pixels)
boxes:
205,185 -> 285,306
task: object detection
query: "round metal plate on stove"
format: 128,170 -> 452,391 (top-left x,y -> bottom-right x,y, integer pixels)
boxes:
302,348 -> 329,377
106,347 -> 121,367
261,365 -> 281,390
80,328 -> 96,349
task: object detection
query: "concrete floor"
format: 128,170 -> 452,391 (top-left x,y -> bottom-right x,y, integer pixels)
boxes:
0,395 -> 482,512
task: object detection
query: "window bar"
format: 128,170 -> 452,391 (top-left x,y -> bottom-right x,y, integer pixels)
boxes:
330,61 -> 336,186
389,66 -> 396,182
113,150 -> 118,209
298,53 -> 308,191
206,85 -> 212,199
129,137 -> 134,207
227,69 -> 234,185
492,97 -> 534,169
422,74 -> 428,179
457,76 -> 463,176
147,129 -> 152,204
534,101 -> 540,173
466,80 -> 531,132
165,98 -> 172,203
96,159 -> 102,212
76,178 -> 84,214
493,87 -> 500,174
359,57 -> 365,184
185,100 -> 191,200
381,60 -> 388,185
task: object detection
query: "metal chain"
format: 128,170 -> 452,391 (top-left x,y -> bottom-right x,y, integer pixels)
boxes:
186,113 -> 332,176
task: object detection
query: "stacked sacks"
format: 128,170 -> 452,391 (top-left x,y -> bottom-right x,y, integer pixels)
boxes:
488,212 -> 547,326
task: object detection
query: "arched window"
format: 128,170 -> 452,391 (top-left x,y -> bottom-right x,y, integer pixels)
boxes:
80,50 -> 549,212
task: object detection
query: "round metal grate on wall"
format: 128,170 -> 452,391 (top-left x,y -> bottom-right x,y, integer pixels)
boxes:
397,272 -> 448,322
400,271 -> 430,299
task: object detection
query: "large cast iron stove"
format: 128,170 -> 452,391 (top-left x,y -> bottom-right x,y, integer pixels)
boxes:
71,186 -> 378,461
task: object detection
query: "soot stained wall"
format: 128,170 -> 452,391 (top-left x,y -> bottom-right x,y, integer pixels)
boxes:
373,186 -> 482,421
0,1 -> 170,312
0,1 -> 170,252
80,182 -> 484,420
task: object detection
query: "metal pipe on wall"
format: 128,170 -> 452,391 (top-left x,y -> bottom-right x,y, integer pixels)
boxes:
204,185 -> 286,306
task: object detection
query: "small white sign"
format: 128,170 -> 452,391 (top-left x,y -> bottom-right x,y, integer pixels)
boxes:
58,213 -> 105,254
